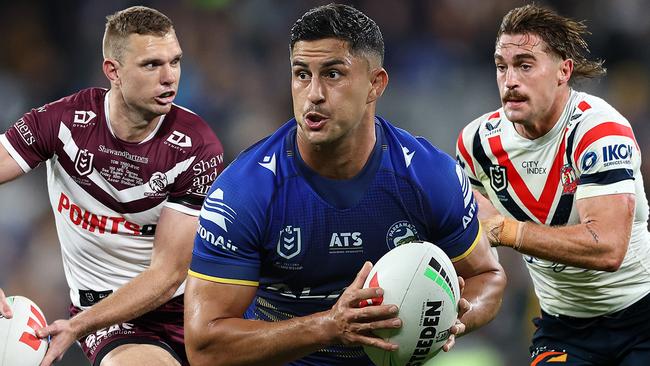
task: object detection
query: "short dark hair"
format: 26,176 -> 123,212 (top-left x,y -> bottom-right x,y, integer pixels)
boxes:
103,6 -> 174,61
497,4 -> 606,82
290,3 -> 384,65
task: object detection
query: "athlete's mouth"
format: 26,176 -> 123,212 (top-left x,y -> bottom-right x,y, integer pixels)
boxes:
304,112 -> 329,129
155,91 -> 176,105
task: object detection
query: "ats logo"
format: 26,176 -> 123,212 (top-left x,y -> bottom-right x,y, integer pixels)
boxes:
329,232 -> 363,254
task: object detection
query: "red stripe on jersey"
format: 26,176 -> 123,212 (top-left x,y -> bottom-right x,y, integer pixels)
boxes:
573,122 -> 637,164
457,130 -> 476,176
488,131 -> 567,223
488,111 -> 500,120
578,101 -> 591,112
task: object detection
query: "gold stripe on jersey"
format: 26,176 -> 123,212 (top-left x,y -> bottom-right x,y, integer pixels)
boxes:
188,269 -> 259,287
451,223 -> 482,263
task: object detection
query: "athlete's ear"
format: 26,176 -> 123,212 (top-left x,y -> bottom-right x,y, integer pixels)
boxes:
558,58 -> 573,86
103,58 -> 121,87
368,68 -> 389,103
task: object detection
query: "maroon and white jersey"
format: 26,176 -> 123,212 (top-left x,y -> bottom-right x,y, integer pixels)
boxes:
0,88 -> 224,308
457,90 -> 650,317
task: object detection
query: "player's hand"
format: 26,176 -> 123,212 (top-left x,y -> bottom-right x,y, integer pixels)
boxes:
0,288 -> 12,318
324,261 -> 401,351
36,319 -> 78,366
442,276 -> 471,352
474,191 -> 505,246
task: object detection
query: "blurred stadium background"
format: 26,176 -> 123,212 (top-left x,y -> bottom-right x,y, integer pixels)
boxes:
1,0 -> 648,365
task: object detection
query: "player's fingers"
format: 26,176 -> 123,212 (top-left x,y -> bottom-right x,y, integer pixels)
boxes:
449,320 -> 466,337
442,334 -> 456,352
457,298 -> 472,318
349,333 -> 399,351
39,348 -> 59,366
457,276 -> 465,295
0,289 -> 12,318
36,323 -> 57,339
350,261 -> 373,289
351,304 -> 399,322
350,317 -> 402,333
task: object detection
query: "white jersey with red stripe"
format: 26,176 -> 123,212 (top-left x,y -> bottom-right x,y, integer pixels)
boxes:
0,88 -> 225,308
456,89 -> 650,317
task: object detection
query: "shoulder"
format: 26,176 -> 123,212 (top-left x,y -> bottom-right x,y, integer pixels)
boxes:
33,87 -> 106,121
380,117 -> 461,188
459,109 -> 504,143
213,120 -> 295,203
570,92 -> 631,133
164,104 -> 223,150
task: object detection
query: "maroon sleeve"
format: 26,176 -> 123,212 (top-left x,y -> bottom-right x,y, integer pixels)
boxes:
167,130 -> 225,212
1,104 -> 60,171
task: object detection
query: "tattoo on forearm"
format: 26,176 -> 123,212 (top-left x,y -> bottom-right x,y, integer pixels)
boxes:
586,224 -> 599,244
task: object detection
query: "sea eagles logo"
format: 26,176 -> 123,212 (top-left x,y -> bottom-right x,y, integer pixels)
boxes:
74,149 -> 94,176
489,165 -> 507,192
386,221 -> 420,249
277,225 -> 301,259
560,164 -> 578,194
148,172 -> 168,193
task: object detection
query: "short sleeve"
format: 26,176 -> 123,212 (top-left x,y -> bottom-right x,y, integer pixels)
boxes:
573,120 -> 638,200
1,105 -> 59,172
189,166 -> 265,286
165,137 -> 225,215
415,138 -> 481,262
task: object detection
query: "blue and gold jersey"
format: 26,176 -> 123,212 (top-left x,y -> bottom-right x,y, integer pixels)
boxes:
189,117 -> 480,365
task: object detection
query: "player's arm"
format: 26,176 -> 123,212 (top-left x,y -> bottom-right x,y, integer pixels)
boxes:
0,139 -> 27,184
0,142 -> 32,318
479,192 -> 633,271
36,206 -> 196,365
444,228 -> 505,351
185,262 -> 400,366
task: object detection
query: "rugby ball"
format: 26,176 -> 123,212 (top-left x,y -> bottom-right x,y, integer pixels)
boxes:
0,296 -> 48,366
362,241 -> 460,366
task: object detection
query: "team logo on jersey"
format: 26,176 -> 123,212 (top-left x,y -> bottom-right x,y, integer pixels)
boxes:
73,110 -> 97,125
489,165 -> 508,192
277,225 -> 301,259
166,131 -> 192,148
386,221 -> 420,249
581,151 -> 598,172
560,164 -> 578,194
146,172 -> 168,196
74,149 -> 94,176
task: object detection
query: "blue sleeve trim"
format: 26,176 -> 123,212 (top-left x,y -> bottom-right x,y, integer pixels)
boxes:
579,168 -> 634,185
190,252 -> 260,283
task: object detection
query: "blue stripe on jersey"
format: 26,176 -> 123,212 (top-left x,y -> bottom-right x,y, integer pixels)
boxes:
579,168 -> 634,185
471,127 -> 533,222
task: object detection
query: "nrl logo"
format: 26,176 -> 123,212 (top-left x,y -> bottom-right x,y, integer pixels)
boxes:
74,149 -> 94,176
489,165 -> 508,192
277,225 -> 301,260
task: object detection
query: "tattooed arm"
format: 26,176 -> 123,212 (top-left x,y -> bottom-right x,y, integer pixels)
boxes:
477,193 -> 634,272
